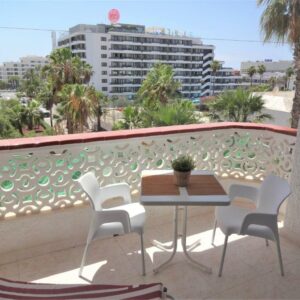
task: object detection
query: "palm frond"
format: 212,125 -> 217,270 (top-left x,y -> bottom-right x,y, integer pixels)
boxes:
258,0 -> 296,44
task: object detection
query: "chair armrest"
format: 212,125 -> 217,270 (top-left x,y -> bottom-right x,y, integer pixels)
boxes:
97,210 -> 131,234
240,212 -> 277,235
99,183 -> 132,207
229,184 -> 259,203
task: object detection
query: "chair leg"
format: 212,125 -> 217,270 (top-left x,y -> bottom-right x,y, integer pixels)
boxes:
79,243 -> 90,277
211,219 -> 217,245
218,235 -> 229,277
275,236 -> 284,276
140,232 -> 146,276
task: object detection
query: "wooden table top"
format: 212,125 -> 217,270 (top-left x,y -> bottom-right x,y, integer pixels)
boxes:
141,173 -> 226,196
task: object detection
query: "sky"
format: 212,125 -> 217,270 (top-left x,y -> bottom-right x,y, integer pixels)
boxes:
0,0 -> 293,69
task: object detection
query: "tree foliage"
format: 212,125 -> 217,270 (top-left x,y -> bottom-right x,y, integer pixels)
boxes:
1,99 -> 24,135
113,100 -> 197,130
112,106 -> 142,130
247,66 -> 257,86
19,68 -> 43,98
0,99 -> 47,138
137,63 -> 181,106
211,60 -> 221,95
0,80 -> 8,90
41,48 -> 93,127
7,76 -> 20,90
57,84 -> 99,133
285,66 -> 294,89
0,100 -> 21,138
141,101 -> 197,127
257,64 -> 266,83
20,99 -> 45,131
207,89 -> 272,122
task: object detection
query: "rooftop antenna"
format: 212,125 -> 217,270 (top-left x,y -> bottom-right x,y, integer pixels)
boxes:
51,31 -> 57,50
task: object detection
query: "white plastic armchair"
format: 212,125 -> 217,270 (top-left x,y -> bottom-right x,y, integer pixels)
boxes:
78,172 -> 146,277
212,174 -> 291,277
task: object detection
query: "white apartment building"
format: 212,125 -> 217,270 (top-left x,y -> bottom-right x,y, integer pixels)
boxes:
212,62 -> 248,94
0,56 -> 49,82
241,59 -> 293,73
240,59 -> 295,90
57,23 -> 214,99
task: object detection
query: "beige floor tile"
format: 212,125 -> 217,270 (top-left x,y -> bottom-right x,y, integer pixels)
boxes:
210,270 -> 291,299
283,258 -> 300,278
145,262 -> 214,300
78,238 -> 142,282
230,237 -> 300,275
0,262 -> 19,280
1,210 -> 300,300
19,247 -> 78,282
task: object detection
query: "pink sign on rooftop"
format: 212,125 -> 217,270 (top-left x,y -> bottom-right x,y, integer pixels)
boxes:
108,9 -> 120,24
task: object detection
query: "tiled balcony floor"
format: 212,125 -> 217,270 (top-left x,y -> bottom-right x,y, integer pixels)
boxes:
1,212 -> 300,299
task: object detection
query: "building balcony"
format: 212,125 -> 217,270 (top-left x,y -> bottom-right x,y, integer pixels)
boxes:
72,49 -> 86,53
0,123 -> 299,299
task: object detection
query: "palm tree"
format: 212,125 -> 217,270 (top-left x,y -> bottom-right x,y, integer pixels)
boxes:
72,57 -> 93,84
0,99 -> 24,136
113,106 -> 142,130
211,60 -> 221,95
257,64 -> 266,83
142,100 -> 197,127
258,0 -> 300,128
58,84 -> 98,133
207,89 -> 272,122
42,48 -> 93,128
269,76 -> 277,90
0,114 -> 19,138
47,50 -> 93,85
37,81 -> 55,127
0,80 -> 8,90
94,91 -> 108,131
20,68 -> 43,99
21,100 -> 45,131
247,66 -> 257,86
137,63 -> 180,107
286,66 -> 294,90
7,76 -> 20,90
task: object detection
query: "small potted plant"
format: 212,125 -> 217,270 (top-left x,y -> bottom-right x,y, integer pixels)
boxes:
171,155 -> 196,187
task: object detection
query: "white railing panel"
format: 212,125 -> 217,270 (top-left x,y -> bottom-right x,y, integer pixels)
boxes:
0,127 -> 295,219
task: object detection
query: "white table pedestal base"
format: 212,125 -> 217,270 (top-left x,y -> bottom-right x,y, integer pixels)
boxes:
153,206 -> 212,274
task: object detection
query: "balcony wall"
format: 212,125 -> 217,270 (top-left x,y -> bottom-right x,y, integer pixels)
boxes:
0,123 -> 296,264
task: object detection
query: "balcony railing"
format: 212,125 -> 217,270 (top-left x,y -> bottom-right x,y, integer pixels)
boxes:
0,123 -> 296,220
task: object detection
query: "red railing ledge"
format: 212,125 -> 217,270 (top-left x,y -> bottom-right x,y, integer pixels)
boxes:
0,122 -> 296,150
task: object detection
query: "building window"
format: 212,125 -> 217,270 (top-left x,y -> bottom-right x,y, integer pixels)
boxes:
102,87 -> 108,91
101,46 -> 107,50
101,62 -> 107,67
102,79 -> 107,83
102,71 -> 107,75
101,37 -> 107,41
101,54 -> 107,58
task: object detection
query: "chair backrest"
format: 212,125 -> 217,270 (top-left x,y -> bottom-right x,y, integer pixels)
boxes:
256,174 -> 291,215
78,172 -> 101,211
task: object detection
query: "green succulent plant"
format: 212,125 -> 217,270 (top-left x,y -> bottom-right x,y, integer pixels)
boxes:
171,155 -> 196,172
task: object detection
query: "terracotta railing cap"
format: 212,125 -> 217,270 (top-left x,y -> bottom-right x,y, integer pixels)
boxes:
0,122 -> 296,150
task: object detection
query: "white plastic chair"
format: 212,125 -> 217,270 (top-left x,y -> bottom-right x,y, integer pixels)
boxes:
212,174 -> 291,277
78,172 -> 146,276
